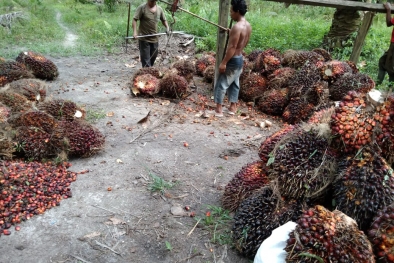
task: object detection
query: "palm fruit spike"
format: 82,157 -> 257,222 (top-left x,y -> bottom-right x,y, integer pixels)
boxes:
9,111 -> 57,133
221,161 -> 270,212
312,48 -> 332,62
15,51 -> 58,80
329,72 -> 375,101
257,88 -> 290,116
330,91 -> 376,153
54,120 -> 105,157
202,65 -> 215,83
258,125 -> 295,164
346,60 -> 359,73
254,48 -> 282,76
0,61 -> 34,87
195,54 -> 215,76
3,78 -> 47,103
0,103 -> 10,123
172,59 -> 195,82
268,126 -> 337,200
368,204 -> 394,262
246,49 -> 263,62
159,70 -> 189,99
132,74 -> 160,96
320,60 -> 353,82
282,97 -> 315,124
308,105 -> 335,124
282,50 -> 324,69
132,66 -> 162,80
267,67 -> 296,90
333,148 -> 394,232
0,92 -> 32,113
239,73 -> 268,102
285,205 -> 375,263
38,99 -> 84,121
377,95 -> 394,165
288,62 -> 322,99
232,187 -> 304,259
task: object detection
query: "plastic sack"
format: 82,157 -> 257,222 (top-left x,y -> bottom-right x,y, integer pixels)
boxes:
253,221 -> 297,263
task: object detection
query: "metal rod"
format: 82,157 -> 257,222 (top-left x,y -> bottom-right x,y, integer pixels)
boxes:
126,2 -> 131,53
125,31 -> 185,39
158,0 -> 229,31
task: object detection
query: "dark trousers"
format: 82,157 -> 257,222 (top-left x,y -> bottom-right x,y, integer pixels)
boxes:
138,40 -> 159,67
378,42 -> 394,84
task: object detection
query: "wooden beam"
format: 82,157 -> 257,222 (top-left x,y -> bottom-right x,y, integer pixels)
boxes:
350,11 -> 375,63
266,0 -> 390,13
214,0 -> 230,87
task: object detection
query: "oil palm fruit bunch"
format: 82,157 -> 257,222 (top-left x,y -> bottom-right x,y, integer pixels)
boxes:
254,48 -> 282,76
14,126 -> 56,160
0,124 -> 15,160
0,61 -> 34,87
282,50 -> 324,69
221,160 -> 270,212
282,97 -> 315,124
329,72 -> 375,101
267,67 -> 296,90
195,54 -> 215,76
308,105 -> 335,124
233,186 -> 304,259
53,120 -> 105,158
312,48 -> 332,62
332,148 -> 394,231
368,204 -> 394,262
0,92 -> 32,113
258,125 -> 295,164
0,57 -> 5,63
376,96 -> 394,165
239,60 -> 254,85
133,66 -> 162,80
132,74 -> 160,96
9,111 -> 57,133
330,91 -> 376,153
203,65 -> 215,83
15,51 -> 58,80
4,78 -> 47,103
172,59 -> 195,82
159,70 -> 189,99
38,99 -> 84,121
285,205 -> 375,263
288,62 -> 322,99
0,160 -> 76,236
239,73 -> 268,102
320,60 -> 352,82
0,103 -> 10,123
247,49 -> 263,62
268,126 -> 337,200
257,88 -> 290,116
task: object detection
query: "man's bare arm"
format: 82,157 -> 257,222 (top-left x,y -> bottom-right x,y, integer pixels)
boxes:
221,26 -> 241,66
132,18 -> 138,38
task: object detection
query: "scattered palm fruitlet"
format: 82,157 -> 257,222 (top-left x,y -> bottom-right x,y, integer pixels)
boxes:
267,67 -> 296,90
221,161 -> 270,212
268,127 -> 337,200
203,65 -> 215,83
38,99 -> 84,121
258,125 -> 295,164
0,103 -> 10,123
368,204 -> 394,262
312,48 -> 332,62
239,73 -> 268,102
320,60 -> 353,82
0,61 -> 34,87
159,71 -> 189,99
15,51 -> 58,80
330,91 -> 376,153
376,96 -> 394,165
3,78 -> 47,102
282,50 -> 324,69
9,111 -> 57,133
0,92 -> 32,113
132,67 -> 162,80
333,149 -> 394,231
257,88 -> 290,116
172,59 -> 195,82
285,205 -> 375,263
15,126 -> 59,160
247,49 -> 263,62
54,120 -> 105,157
195,54 -> 215,76
132,74 -> 160,95
308,105 -> 335,124
0,160 -> 76,236
254,48 -> 282,76
233,187 -> 304,259
282,97 -> 315,124
329,73 -> 375,101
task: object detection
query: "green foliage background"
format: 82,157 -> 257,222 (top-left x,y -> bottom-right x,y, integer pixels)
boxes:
0,0 -> 392,78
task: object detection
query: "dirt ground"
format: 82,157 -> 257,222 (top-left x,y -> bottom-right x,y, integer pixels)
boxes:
0,36 -> 282,263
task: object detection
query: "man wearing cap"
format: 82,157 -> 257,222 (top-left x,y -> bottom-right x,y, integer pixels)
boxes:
132,0 -> 170,67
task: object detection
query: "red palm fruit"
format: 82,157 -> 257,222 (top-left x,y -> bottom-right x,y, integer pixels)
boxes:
195,54 -> 215,76
239,73 -> 268,102
258,125 -> 295,163
132,74 -> 160,95
257,88 -> 290,116
0,61 -> 34,87
16,51 -> 58,80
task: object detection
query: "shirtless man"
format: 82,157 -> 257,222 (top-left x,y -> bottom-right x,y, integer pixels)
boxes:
214,0 -> 251,116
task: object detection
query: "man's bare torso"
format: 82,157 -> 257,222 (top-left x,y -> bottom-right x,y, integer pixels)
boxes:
233,18 -> 251,56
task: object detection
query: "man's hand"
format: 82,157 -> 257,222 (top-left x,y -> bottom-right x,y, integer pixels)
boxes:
166,28 -> 171,35
133,32 -> 138,39
385,2 -> 391,11
219,63 -> 226,74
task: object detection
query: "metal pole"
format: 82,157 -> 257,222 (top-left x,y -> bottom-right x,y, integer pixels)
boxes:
126,2 -> 131,53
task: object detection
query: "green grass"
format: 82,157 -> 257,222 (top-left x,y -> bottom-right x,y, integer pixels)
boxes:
86,108 -> 106,123
147,171 -> 178,194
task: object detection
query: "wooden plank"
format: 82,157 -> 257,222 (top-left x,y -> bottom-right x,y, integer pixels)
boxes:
266,0 -> 390,13
214,0 -> 230,87
350,11 -> 375,63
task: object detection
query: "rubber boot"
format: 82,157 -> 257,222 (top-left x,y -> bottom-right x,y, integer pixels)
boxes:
377,69 -> 386,85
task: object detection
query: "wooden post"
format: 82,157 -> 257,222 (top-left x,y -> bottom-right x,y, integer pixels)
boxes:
214,0 -> 230,87
350,11 -> 375,64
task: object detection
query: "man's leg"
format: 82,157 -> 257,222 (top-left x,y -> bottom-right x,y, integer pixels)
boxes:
150,42 -> 159,66
214,74 -> 228,114
227,82 -> 240,113
378,52 -> 388,85
139,40 -> 151,67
